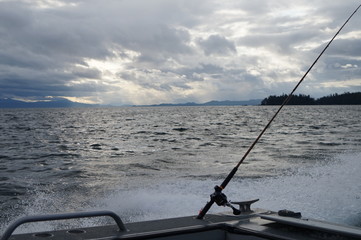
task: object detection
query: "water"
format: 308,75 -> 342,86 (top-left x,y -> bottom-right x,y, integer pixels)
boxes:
0,105 -> 360,233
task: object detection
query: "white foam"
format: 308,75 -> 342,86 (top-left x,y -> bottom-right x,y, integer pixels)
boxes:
250,151 -> 361,226
96,152 -> 361,226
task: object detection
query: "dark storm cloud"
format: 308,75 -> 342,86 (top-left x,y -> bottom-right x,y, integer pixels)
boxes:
326,39 -> 361,57
181,64 -> 225,77
0,0 -> 114,99
198,35 -> 237,56
131,26 -> 193,64
0,0 -> 205,100
0,2 -> 109,60
0,76 -> 71,98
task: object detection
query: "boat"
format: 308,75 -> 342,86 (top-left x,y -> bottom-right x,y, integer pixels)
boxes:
2,199 -> 361,240
2,4 -> 361,240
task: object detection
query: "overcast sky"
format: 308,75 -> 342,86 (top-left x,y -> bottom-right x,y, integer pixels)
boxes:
0,0 -> 360,105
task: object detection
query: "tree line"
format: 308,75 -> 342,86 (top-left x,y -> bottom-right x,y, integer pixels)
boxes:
261,92 -> 361,105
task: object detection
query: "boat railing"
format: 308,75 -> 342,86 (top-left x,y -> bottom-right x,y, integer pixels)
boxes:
1,210 -> 127,240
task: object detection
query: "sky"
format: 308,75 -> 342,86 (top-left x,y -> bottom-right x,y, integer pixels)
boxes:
0,0 -> 360,105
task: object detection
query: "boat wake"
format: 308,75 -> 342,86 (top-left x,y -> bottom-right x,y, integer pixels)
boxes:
2,152 -> 360,235
94,151 -> 361,226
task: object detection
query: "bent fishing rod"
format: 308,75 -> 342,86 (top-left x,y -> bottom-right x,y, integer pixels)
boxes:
197,4 -> 361,219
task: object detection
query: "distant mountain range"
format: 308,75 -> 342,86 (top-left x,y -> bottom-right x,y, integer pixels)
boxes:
0,98 -> 262,108
0,98 -> 102,108
140,99 -> 262,107
2,91 -> 359,109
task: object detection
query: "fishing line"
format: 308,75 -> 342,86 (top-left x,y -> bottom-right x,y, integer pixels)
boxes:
197,4 -> 361,219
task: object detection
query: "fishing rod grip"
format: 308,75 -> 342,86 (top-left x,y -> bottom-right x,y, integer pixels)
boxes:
196,198 -> 215,219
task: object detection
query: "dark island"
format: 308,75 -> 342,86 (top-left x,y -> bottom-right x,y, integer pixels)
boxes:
261,92 -> 361,105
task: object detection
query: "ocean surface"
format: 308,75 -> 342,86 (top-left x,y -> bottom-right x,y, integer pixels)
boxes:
0,105 -> 360,234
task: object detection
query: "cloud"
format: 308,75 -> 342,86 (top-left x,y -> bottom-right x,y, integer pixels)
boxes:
0,0 -> 360,105
198,34 -> 237,56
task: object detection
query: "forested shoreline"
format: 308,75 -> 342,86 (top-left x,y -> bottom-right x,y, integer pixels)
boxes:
261,92 -> 361,105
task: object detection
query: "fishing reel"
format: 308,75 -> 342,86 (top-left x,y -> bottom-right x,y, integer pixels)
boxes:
211,186 -> 241,215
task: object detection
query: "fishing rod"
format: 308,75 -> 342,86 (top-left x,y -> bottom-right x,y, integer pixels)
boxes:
197,4 -> 361,219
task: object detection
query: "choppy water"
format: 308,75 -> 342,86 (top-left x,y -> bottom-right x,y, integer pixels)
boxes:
0,105 -> 360,234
